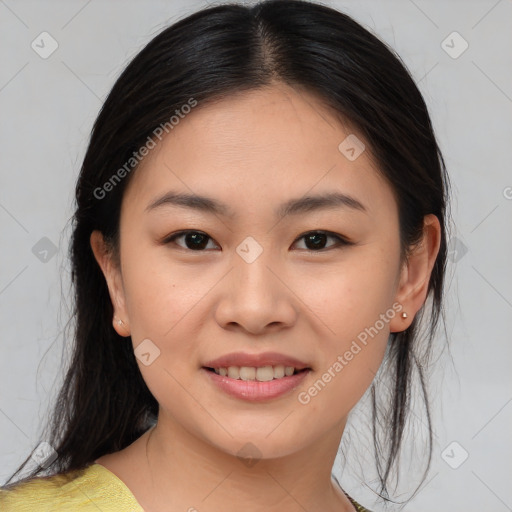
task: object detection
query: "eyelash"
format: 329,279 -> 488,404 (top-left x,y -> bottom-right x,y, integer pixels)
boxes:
162,230 -> 353,253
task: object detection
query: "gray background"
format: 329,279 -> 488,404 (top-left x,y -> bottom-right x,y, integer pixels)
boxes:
1,0 -> 511,510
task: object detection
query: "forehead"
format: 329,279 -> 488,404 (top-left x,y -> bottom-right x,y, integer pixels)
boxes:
121,83 -> 395,220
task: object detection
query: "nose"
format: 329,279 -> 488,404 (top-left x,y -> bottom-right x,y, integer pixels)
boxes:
213,245 -> 298,336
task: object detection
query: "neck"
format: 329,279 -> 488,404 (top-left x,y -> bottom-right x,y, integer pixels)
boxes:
132,414 -> 355,512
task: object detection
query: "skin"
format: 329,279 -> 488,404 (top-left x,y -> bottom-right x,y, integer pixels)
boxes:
90,82 -> 441,512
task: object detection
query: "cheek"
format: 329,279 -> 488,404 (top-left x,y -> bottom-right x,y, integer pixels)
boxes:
296,287 -> 394,423
312,248 -> 399,336
298,249 -> 399,411
120,241 -> 201,338
121,256 -> 207,415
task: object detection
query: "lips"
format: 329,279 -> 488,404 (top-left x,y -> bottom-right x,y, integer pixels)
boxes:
201,351 -> 312,401
202,351 -> 311,371
202,366 -> 311,401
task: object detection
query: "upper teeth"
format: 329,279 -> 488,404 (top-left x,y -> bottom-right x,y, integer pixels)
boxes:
213,365 -> 297,381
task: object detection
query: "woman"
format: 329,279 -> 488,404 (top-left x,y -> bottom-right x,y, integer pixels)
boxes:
0,1 -> 449,510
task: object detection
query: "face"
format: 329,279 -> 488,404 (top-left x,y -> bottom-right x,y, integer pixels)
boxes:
92,83 -> 431,461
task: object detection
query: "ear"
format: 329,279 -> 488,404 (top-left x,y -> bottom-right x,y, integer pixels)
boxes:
389,214 -> 441,333
90,230 -> 130,337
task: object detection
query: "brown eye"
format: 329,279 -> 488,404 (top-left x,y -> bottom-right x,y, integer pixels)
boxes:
293,231 -> 351,251
165,231 -> 218,251
163,230 -> 351,252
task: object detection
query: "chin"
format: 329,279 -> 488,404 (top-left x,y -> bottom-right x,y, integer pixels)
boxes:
200,426 -> 313,463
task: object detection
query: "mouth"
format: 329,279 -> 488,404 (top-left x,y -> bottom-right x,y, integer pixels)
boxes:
201,352 -> 312,401
201,365 -> 311,402
203,365 -> 310,382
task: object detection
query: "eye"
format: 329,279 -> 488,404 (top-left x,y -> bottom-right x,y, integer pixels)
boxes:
292,231 -> 351,251
164,230 -> 218,251
163,230 -> 351,252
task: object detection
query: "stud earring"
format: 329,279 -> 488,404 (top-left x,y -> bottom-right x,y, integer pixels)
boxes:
401,312 -> 408,319
116,318 -> 124,326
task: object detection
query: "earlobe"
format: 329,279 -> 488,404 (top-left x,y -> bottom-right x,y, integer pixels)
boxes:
389,214 -> 441,333
90,230 -> 130,337
389,300 -> 410,333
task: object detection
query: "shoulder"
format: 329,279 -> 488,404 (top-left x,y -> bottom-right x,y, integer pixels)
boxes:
0,463 -> 143,512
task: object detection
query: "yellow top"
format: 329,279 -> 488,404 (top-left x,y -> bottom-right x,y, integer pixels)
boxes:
0,463 -> 143,511
0,463 -> 371,511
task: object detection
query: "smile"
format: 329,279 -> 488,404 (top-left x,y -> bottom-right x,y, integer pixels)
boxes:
202,366 -> 311,401
206,365 -> 306,381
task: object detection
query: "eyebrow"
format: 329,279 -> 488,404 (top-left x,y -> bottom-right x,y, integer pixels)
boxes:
145,190 -> 367,218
